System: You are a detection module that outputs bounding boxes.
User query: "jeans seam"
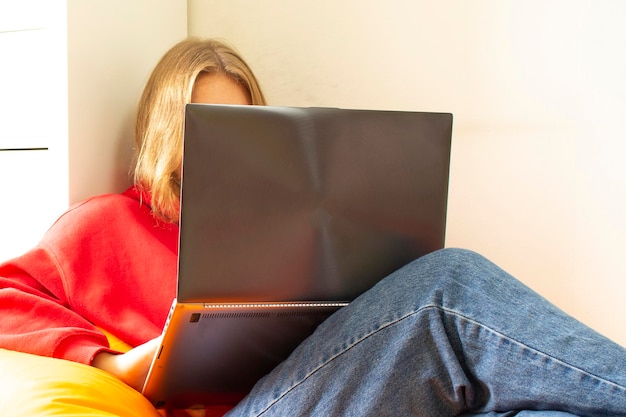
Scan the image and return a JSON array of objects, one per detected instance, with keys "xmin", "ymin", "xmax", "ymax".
[
  {"xmin": 254, "ymin": 308, "xmax": 422, "ymax": 415},
  {"xmin": 436, "ymin": 305, "xmax": 626, "ymax": 392},
  {"xmin": 255, "ymin": 304, "xmax": 625, "ymax": 416}
]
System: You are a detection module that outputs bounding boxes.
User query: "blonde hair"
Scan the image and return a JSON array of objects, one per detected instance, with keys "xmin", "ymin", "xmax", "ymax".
[{"xmin": 133, "ymin": 38, "xmax": 266, "ymax": 223}]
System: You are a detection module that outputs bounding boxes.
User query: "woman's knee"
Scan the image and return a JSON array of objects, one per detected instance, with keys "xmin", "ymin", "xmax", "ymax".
[
  {"xmin": 425, "ymin": 247, "xmax": 490, "ymax": 267},
  {"xmin": 404, "ymin": 248, "xmax": 495, "ymax": 284},
  {"xmin": 390, "ymin": 247, "xmax": 510, "ymax": 301}
]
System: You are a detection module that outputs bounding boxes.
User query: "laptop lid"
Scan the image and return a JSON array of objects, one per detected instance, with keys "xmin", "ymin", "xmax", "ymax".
[
  {"xmin": 177, "ymin": 104, "xmax": 453, "ymax": 304},
  {"xmin": 142, "ymin": 105, "xmax": 453, "ymax": 409}
]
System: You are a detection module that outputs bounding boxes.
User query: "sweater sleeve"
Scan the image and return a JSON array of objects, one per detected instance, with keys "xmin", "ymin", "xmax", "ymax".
[
  {"xmin": 0, "ymin": 246, "xmax": 113, "ymax": 365},
  {"xmin": 1, "ymin": 189, "xmax": 178, "ymax": 365}
]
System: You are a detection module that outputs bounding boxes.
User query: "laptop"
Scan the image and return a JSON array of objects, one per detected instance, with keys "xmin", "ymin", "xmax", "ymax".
[{"xmin": 141, "ymin": 104, "xmax": 453, "ymax": 409}]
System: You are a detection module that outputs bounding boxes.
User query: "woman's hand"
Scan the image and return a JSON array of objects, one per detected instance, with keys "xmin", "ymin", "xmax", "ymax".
[
  {"xmin": 92, "ymin": 336, "xmax": 161, "ymax": 392},
  {"xmin": 93, "ymin": 338, "xmax": 206, "ymax": 417}
]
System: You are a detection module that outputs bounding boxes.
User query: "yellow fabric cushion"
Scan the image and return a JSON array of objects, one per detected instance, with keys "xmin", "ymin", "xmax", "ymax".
[
  {"xmin": 100, "ymin": 327, "xmax": 133, "ymax": 353},
  {"xmin": 0, "ymin": 348, "xmax": 161, "ymax": 417}
]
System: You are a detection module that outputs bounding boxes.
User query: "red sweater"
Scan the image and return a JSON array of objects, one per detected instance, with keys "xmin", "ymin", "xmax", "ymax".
[
  {"xmin": 0, "ymin": 187, "xmax": 179, "ymax": 364},
  {"xmin": 1, "ymin": 187, "xmax": 237, "ymax": 415}
]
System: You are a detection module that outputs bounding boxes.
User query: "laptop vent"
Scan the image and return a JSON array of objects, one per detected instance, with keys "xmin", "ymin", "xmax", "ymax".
[
  {"xmin": 276, "ymin": 311, "xmax": 322, "ymax": 318},
  {"xmin": 201, "ymin": 312, "xmax": 272, "ymax": 319}
]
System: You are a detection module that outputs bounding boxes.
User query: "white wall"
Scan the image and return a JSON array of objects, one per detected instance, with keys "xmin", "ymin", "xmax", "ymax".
[
  {"xmin": 189, "ymin": 0, "xmax": 626, "ymax": 346},
  {"xmin": 67, "ymin": 0, "xmax": 188, "ymax": 204},
  {"xmin": 0, "ymin": 1, "xmax": 68, "ymax": 260},
  {"xmin": 0, "ymin": 1, "xmax": 187, "ymax": 260}
]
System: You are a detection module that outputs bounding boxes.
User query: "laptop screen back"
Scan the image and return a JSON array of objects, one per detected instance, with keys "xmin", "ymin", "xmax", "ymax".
[{"xmin": 177, "ymin": 105, "xmax": 453, "ymax": 303}]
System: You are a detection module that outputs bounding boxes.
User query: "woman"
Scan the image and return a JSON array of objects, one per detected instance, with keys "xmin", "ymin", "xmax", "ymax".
[{"xmin": 0, "ymin": 38, "xmax": 624, "ymax": 416}]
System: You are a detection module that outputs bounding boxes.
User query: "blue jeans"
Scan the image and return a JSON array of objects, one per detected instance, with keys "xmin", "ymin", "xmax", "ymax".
[{"xmin": 227, "ymin": 248, "xmax": 626, "ymax": 416}]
